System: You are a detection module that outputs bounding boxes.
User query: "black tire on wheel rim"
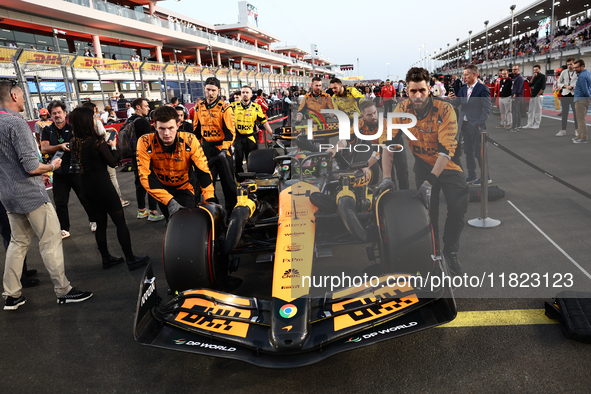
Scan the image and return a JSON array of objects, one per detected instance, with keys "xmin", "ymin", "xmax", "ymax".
[
  {"xmin": 162, "ymin": 208, "xmax": 216, "ymax": 292},
  {"xmin": 376, "ymin": 190, "xmax": 435, "ymax": 276}
]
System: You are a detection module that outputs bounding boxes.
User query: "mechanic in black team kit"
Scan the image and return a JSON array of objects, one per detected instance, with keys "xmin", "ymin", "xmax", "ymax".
[
  {"xmin": 193, "ymin": 77, "xmax": 237, "ymax": 214},
  {"xmin": 378, "ymin": 67, "xmax": 469, "ymax": 275}
]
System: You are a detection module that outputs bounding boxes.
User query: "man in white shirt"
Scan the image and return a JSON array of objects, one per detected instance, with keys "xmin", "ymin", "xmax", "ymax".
[
  {"xmin": 100, "ymin": 105, "xmax": 111, "ymax": 124},
  {"xmin": 556, "ymin": 57, "xmax": 578, "ymax": 137},
  {"xmin": 126, "ymin": 102, "xmax": 134, "ymax": 118}
]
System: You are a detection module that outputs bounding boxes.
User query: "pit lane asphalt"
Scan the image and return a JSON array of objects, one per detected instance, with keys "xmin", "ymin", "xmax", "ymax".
[{"xmin": 1, "ymin": 112, "xmax": 590, "ymax": 394}]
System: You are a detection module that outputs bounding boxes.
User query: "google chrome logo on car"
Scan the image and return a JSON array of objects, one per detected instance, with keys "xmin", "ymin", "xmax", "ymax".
[{"xmin": 279, "ymin": 304, "xmax": 297, "ymax": 319}]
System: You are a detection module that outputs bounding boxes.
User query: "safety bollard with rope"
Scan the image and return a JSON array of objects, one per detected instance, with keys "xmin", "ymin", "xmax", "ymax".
[{"xmin": 468, "ymin": 131, "xmax": 501, "ymax": 228}]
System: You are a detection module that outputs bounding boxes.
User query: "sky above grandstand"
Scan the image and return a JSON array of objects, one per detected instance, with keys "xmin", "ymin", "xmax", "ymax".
[{"xmin": 161, "ymin": 0, "xmax": 532, "ymax": 80}]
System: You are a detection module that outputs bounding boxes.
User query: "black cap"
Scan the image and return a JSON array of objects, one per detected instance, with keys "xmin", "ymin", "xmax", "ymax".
[{"xmin": 205, "ymin": 77, "xmax": 220, "ymax": 89}]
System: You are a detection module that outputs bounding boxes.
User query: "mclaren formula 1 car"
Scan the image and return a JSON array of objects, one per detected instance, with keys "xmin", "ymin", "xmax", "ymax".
[{"xmin": 134, "ymin": 132, "xmax": 457, "ymax": 368}]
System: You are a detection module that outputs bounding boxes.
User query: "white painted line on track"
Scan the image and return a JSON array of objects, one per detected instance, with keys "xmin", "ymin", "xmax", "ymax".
[
  {"xmin": 541, "ymin": 114, "xmax": 591, "ymax": 126},
  {"xmin": 508, "ymin": 200, "xmax": 591, "ymax": 281}
]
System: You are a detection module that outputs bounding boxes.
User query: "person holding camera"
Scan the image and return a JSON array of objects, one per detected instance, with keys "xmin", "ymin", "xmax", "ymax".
[{"xmin": 41, "ymin": 101, "xmax": 94, "ymax": 239}]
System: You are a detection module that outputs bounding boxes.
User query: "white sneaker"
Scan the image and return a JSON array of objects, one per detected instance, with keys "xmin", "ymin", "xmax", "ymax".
[
  {"xmin": 530, "ymin": 125, "xmax": 539, "ymax": 129},
  {"xmin": 61, "ymin": 230, "xmax": 71, "ymax": 239},
  {"xmin": 90, "ymin": 222, "xmax": 97, "ymax": 232},
  {"xmin": 556, "ymin": 130, "xmax": 566, "ymax": 136},
  {"xmin": 522, "ymin": 124, "xmax": 532, "ymax": 129}
]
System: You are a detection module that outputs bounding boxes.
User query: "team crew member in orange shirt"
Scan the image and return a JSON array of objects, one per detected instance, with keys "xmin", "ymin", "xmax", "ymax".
[
  {"xmin": 296, "ymin": 77, "xmax": 334, "ymax": 123},
  {"xmin": 378, "ymin": 67, "xmax": 468, "ymax": 276},
  {"xmin": 137, "ymin": 106, "xmax": 215, "ymax": 220},
  {"xmin": 193, "ymin": 77, "xmax": 237, "ymax": 213}
]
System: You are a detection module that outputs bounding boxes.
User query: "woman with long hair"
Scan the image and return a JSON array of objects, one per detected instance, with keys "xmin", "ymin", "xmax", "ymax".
[{"xmin": 70, "ymin": 106, "xmax": 149, "ymax": 271}]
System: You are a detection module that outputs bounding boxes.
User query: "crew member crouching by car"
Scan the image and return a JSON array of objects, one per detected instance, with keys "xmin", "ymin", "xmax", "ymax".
[{"xmin": 136, "ymin": 106, "xmax": 215, "ymax": 220}]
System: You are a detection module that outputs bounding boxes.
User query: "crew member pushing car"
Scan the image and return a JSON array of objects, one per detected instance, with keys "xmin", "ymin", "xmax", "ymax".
[
  {"xmin": 192, "ymin": 77, "xmax": 238, "ymax": 213},
  {"xmin": 137, "ymin": 106, "xmax": 215, "ymax": 220},
  {"xmin": 231, "ymin": 85, "xmax": 273, "ymax": 178},
  {"xmin": 378, "ymin": 67, "xmax": 469, "ymax": 275}
]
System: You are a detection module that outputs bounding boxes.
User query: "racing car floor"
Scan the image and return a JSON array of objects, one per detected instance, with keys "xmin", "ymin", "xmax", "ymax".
[{"xmin": 0, "ymin": 113, "xmax": 590, "ymax": 393}]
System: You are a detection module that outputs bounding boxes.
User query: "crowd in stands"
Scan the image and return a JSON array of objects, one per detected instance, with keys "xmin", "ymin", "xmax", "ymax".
[{"xmin": 437, "ymin": 16, "xmax": 591, "ymax": 73}]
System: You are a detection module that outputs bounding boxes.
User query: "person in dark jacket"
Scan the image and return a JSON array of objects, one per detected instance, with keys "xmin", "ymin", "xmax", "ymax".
[
  {"xmin": 523, "ymin": 64, "xmax": 546, "ymax": 129},
  {"xmin": 497, "ymin": 69, "xmax": 513, "ymax": 130},
  {"xmin": 452, "ymin": 75, "xmax": 463, "ymax": 94},
  {"xmin": 509, "ymin": 65, "xmax": 525, "ymax": 132},
  {"xmin": 282, "ymin": 90, "xmax": 293, "ymax": 127},
  {"xmin": 70, "ymin": 107, "xmax": 149, "ymax": 271}
]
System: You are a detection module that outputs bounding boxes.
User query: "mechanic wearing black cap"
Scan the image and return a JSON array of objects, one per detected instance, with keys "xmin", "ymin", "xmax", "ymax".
[{"xmin": 192, "ymin": 77, "xmax": 237, "ymax": 213}]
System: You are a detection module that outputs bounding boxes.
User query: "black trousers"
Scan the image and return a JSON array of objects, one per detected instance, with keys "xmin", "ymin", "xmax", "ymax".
[
  {"xmin": 391, "ymin": 135, "xmax": 410, "ymax": 190},
  {"xmin": 234, "ymin": 135, "xmax": 258, "ymax": 177},
  {"xmin": 561, "ymin": 95, "xmax": 578, "ymax": 131},
  {"xmin": 208, "ymin": 152, "xmax": 238, "ymax": 214},
  {"xmin": 282, "ymin": 112, "xmax": 291, "ymax": 127},
  {"xmin": 52, "ymin": 172, "xmax": 94, "ymax": 231},
  {"xmin": 383, "ymin": 99, "xmax": 394, "ymax": 116},
  {"xmin": 413, "ymin": 158, "xmax": 469, "ymax": 256},
  {"xmin": 134, "ymin": 171, "xmax": 157, "ymax": 211},
  {"xmin": 461, "ymin": 123, "xmax": 488, "ymax": 180}
]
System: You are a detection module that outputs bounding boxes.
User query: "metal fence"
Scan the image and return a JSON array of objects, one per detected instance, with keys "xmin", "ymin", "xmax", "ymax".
[{"xmin": 0, "ymin": 47, "xmax": 313, "ymax": 120}]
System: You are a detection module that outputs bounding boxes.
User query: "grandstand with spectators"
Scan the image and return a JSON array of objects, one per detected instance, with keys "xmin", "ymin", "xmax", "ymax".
[
  {"xmin": 0, "ymin": 0, "xmax": 342, "ymax": 120},
  {"xmin": 431, "ymin": 0, "xmax": 591, "ymax": 80}
]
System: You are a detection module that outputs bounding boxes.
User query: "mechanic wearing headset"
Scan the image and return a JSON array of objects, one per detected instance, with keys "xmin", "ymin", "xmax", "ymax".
[
  {"xmin": 192, "ymin": 77, "xmax": 237, "ymax": 214},
  {"xmin": 136, "ymin": 106, "xmax": 215, "ymax": 220},
  {"xmin": 377, "ymin": 67, "xmax": 468, "ymax": 276}
]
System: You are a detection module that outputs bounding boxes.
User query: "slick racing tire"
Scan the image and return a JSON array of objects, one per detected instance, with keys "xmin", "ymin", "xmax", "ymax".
[
  {"xmin": 163, "ymin": 208, "xmax": 216, "ymax": 292},
  {"xmin": 376, "ymin": 190, "xmax": 435, "ymax": 276},
  {"xmin": 247, "ymin": 148, "xmax": 277, "ymax": 175}
]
